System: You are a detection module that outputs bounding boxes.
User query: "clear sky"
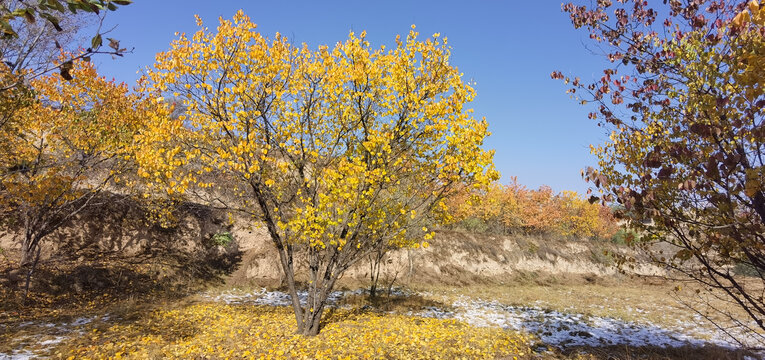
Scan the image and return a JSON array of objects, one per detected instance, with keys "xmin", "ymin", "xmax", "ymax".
[{"xmin": 93, "ymin": 1, "xmax": 614, "ymax": 194}]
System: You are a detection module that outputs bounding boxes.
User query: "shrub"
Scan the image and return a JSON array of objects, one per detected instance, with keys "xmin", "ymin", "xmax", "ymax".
[
  {"xmin": 210, "ymin": 232, "xmax": 233, "ymax": 247},
  {"xmin": 611, "ymin": 229, "xmax": 641, "ymax": 245}
]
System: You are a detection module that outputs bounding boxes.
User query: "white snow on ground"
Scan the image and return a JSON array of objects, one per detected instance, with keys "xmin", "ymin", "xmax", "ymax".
[
  {"xmin": 3, "ymin": 289, "xmax": 761, "ymax": 358},
  {"xmin": 0, "ymin": 350, "xmax": 35, "ymax": 360},
  {"xmin": 202, "ymin": 287, "xmax": 356, "ymax": 307},
  {"xmin": 202, "ymin": 288, "xmax": 762, "ymax": 354},
  {"xmin": 0, "ymin": 335, "xmax": 66, "ymax": 360},
  {"xmin": 0, "ymin": 315, "xmax": 108, "ymax": 359},
  {"xmin": 413, "ymin": 297, "xmax": 734, "ymax": 349},
  {"xmin": 202, "ymin": 287, "xmax": 411, "ymax": 307}
]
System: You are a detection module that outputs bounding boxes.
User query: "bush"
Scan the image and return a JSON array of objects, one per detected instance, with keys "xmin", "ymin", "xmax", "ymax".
[
  {"xmin": 448, "ymin": 180, "xmax": 620, "ymax": 240},
  {"xmin": 210, "ymin": 232, "xmax": 233, "ymax": 247},
  {"xmin": 611, "ymin": 229, "xmax": 641, "ymax": 245}
]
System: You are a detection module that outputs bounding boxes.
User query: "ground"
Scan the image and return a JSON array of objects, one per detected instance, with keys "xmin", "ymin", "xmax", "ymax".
[
  {"xmin": 1, "ymin": 229, "xmax": 764, "ymax": 360},
  {"xmin": 1, "ymin": 253, "xmax": 762, "ymax": 360}
]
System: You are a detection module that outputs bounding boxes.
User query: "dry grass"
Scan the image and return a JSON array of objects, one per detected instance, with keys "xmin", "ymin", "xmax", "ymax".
[
  {"xmin": 536, "ymin": 344, "xmax": 756, "ymax": 360},
  {"xmin": 2, "ymin": 235, "xmax": 762, "ymax": 359},
  {"xmin": 338, "ymin": 292, "xmax": 451, "ymax": 313},
  {"xmin": 409, "ymin": 276, "xmax": 750, "ymax": 331}
]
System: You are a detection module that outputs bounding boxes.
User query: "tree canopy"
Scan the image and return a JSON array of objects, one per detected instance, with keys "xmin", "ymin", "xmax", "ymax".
[
  {"xmin": 556, "ymin": 0, "xmax": 765, "ymax": 340},
  {"xmin": 137, "ymin": 11, "xmax": 497, "ymax": 335},
  {"xmin": 0, "ymin": 59, "xmax": 149, "ymax": 294}
]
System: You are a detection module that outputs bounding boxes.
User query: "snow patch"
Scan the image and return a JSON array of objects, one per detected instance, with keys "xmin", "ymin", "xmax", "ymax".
[
  {"xmin": 0, "ymin": 315, "xmax": 110, "ymax": 359},
  {"xmin": 414, "ymin": 297, "xmax": 710, "ymax": 348},
  {"xmin": 0, "ymin": 350, "xmax": 35, "ymax": 360},
  {"xmin": 203, "ymin": 288, "xmax": 762, "ymax": 354},
  {"xmin": 202, "ymin": 288, "xmax": 356, "ymax": 307}
]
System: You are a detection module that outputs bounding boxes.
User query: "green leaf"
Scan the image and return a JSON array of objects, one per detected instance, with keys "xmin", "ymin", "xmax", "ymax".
[
  {"xmin": 0, "ymin": 20, "xmax": 17, "ymax": 37},
  {"xmin": 40, "ymin": 12, "xmax": 63, "ymax": 31},
  {"xmin": 91, "ymin": 33, "xmax": 102, "ymax": 48},
  {"xmin": 10, "ymin": 9, "xmax": 27, "ymax": 18},
  {"xmin": 50, "ymin": 0, "xmax": 67, "ymax": 13}
]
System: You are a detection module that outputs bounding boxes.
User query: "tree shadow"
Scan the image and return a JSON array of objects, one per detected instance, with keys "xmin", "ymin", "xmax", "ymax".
[
  {"xmin": 547, "ymin": 343, "xmax": 760, "ymax": 360},
  {"xmin": 0, "ymin": 193, "xmax": 242, "ymax": 318},
  {"xmin": 320, "ymin": 291, "xmax": 452, "ymax": 332}
]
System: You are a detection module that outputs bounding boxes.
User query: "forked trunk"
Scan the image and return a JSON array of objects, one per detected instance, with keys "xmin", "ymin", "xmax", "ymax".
[
  {"xmin": 277, "ymin": 262, "xmax": 335, "ymax": 336},
  {"xmin": 297, "ymin": 261, "xmax": 340, "ymax": 336},
  {"xmin": 275, "ymin": 246, "xmax": 343, "ymax": 336},
  {"xmin": 299, "ymin": 301, "xmax": 328, "ymax": 336}
]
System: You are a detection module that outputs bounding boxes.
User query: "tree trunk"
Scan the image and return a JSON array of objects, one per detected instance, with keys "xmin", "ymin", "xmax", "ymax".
[
  {"xmin": 251, "ymin": 182, "xmax": 353, "ymax": 336},
  {"xmin": 274, "ymin": 247, "xmax": 341, "ymax": 336},
  {"xmin": 300, "ymin": 300, "xmax": 328, "ymax": 336},
  {"xmin": 407, "ymin": 248, "xmax": 414, "ymax": 280},
  {"xmin": 299, "ymin": 270, "xmax": 338, "ymax": 336},
  {"xmin": 369, "ymin": 252, "xmax": 382, "ymax": 298},
  {"xmin": 21, "ymin": 234, "xmax": 41, "ymax": 300},
  {"xmin": 386, "ymin": 268, "xmax": 399, "ymax": 297},
  {"xmin": 275, "ymin": 245, "xmax": 305, "ymax": 333}
]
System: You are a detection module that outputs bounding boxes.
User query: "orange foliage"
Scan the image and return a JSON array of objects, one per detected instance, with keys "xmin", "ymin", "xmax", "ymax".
[{"xmin": 448, "ymin": 177, "xmax": 619, "ymax": 239}]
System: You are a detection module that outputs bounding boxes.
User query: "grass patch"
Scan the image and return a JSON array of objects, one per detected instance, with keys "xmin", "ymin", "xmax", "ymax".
[
  {"xmin": 408, "ymin": 279, "xmax": 761, "ymax": 341},
  {"xmin": 610, "ymin": 229, "xmax": 641, "ymax": 245}
]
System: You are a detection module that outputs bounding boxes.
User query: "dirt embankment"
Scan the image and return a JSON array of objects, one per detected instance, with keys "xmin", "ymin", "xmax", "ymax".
[
  {"xmin": 231, "ymin": 227, "xmax": 664, "ymax": 287},
  {"xmin": 0, "ymin": 196, "xmax": 663, "ymax": 290},
  {"xmin": 0, "ymin": 195, "xmax": 241, "ymax": 292}
]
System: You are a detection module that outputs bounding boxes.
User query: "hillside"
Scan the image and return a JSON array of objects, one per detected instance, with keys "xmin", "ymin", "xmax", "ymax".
[
  {"xmin": 1, "ymin": 195, "xmax": 657, "ymax": 291},
  {"xmin": 2, "ymin": 198, "xmax": 763, "ymax": 359}
]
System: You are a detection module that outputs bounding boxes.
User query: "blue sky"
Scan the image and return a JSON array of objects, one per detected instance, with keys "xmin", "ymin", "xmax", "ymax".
[{"xmin": 94, "ymin": 1, "xmax": 614, "ymax": 194}]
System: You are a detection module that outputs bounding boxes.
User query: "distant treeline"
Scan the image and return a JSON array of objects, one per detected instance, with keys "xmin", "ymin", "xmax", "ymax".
[{"xmin": 447, "ymin": 178, "xmax": 620, "ymax": 240}]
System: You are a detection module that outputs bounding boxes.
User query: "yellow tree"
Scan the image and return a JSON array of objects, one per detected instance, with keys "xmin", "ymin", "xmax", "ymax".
[
  {"xmin": 0, "ymin": 1, "xmax": 132, "ymax": 180},
  {"xmin": 556, "ymin": 191, "xmax": 594, "ymax": 238},
  {"xmin": 445, "ymin": 181, "xmax": 517, "ymax": 234},
  {"xmin": 138, "ymin": 11, "xmax": 497, "ymax": 335},
  {"xmin": 558, "ymin": 0, "xmax": 765, "ymax": 340},
  {"xmin": 0, "ymin": 59, "xmax": 146, "ymax": 296},
  {"xmin": 557, "ymin": 191, "xmax": 617, "ymax": 239}
]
